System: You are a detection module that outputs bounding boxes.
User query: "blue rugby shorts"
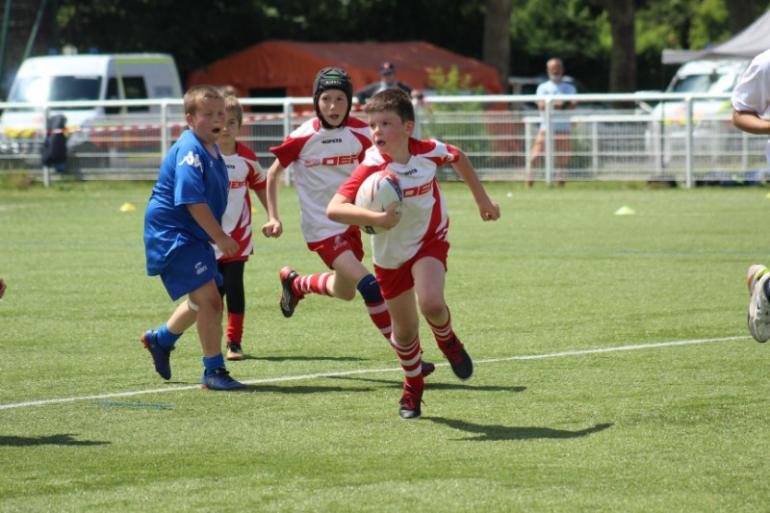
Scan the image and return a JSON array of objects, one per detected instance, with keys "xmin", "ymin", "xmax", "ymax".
[{"xmin": 159, "ymin": 241, "xmax": 223, "ymax": 300}]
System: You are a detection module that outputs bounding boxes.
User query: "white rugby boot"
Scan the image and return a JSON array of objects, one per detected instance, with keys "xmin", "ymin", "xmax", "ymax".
[{"xmin": 747, "ymin": 264, "xmax": 770, "ymax": 343}]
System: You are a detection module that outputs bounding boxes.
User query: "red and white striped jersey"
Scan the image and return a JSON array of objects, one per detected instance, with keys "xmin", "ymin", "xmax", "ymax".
[
  {"xmin": 215, "ymin": 142, "xmax": 266, "ymax": 262},
  {"xmin": 270, "ymin": 116, "xmax": 372, "ymax": 243},
  {"xmin": 338, "ymin": 138, "xmax": 460, "ymax": 269}
]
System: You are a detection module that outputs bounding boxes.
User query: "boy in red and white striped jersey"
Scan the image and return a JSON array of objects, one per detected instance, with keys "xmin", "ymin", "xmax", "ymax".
[
  {"xmin": 215, "ymin": 92, "xmax": 268, "ymax": 360},
  {"xmin": 328, "ymin": 89, "xmax": 500, "ymax": 419},
  {"xmin": 262, "ymin": 67, "xmax": 434, "ymax": 376}
]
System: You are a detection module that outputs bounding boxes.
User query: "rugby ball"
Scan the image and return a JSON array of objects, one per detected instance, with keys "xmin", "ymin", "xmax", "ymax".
[{"xmin": 354, "ymin": 171, "xmax": 402, "ymax": 234}]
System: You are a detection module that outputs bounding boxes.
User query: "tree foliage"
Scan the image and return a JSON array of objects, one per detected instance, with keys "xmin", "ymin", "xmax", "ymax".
[
  {"xmin": 508, "ymin": 0, "xmax": 770, "ymax": 90},
  {"xmin": 53, "ymin": 0, "xmax": 268, "ymax": 86},
  {"xmin": 51, "ymin": 0, "xmax": 487, "ymax": 84},
  {"xmin": 28, "ymin": 0, "xmax": 770, "ymax": 93}
]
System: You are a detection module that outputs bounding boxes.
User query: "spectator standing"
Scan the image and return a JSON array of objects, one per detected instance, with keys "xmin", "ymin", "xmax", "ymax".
[
  {"xmin": 356, "ymin": 62, "xmax": 412, "ymax": 105},
  {"xmin": 525, "ymin": 58, "xmax": 576, "ymax": 188}
]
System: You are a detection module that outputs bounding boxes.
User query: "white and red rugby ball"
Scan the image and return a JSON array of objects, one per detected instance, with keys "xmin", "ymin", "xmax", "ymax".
[{"xmin": 354, "ymin": 170, "xmax": 403, "ymax": 234}]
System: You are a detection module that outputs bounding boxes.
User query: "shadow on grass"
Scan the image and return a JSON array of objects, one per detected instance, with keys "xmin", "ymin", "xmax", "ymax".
[
  {"xmin": 155, "ymin": 380, "xmax": 375, "ymax": 394},
  {"xmin": 0, "ymin": 433, "xmax": 110, "ymax": 447},
  {"xmin": 425, "ymin": 417, "xmax": 613, "ymax": 442},
  {"xmin": 332, "ymin": 375, "xmax": 526, "ymax": 393},
  {"xmin": 239, "ymin": 355, "xmax": 367, "ymax": 363},
  {"xmin": 241, "ymin": 384, "xmax": 376, "ymax": 394}
]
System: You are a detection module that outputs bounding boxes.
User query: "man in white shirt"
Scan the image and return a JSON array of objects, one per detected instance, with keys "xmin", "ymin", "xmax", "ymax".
[
  {"xmin": 733, "ymin": 48, "xmax": 770, "ymax": 344},
  {"xmin": 732, "ymin": 49, "xmax": 770, "ymax": 161}
]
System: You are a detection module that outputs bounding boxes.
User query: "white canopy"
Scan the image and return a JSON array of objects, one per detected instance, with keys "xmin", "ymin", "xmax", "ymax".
[{"xmin": 662, "ymin": 10, "xmax": 770, "ymax": 64}]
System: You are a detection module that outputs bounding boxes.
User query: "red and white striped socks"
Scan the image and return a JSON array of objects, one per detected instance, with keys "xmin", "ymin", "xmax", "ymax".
[
  {"xmin": 292, "ymin": 272, "xmax": 333, "ymax": 297},
  {"xmin": 390, "ymin": 335, "xmax": 424, "ymax": 380},
  {"xmin": 365, "ymin": 300, "xmax": 392, "ymax": 341},
  {"xmin": 289, "ymin": 272, "xmax": 394, "ymax": 342},
  {"xmin": 426, "ymin": 308, "xmax": 456, "ymax": 352},
  {"xmin": 356, "ymin": 274, "xmax": 392, "ymax": 341}
]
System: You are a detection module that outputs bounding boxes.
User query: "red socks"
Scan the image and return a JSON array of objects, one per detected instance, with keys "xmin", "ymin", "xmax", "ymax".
[
  {"xmin": 390, "ymin": 335, "xmax": 423, "ymax": 379},
  {"xmin": 293, "ymin": 272, "xmax": 333, "ymax": 297},
  {"xmin": 426, "ymin": 308, "xmax": 456, "ymax": 352},
  {"xmin": 366, "ymin": 301, "xmax": 392, "ymax": 341},
  {"xmin": 226, "ymin": 312, "xmax": 244, "ymax": 344}
]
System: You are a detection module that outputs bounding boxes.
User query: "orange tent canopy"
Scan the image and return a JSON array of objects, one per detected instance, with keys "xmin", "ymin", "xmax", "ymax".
[{"xmin": 187, "ymin": 40, "xmax": 503, "ymax": 97}]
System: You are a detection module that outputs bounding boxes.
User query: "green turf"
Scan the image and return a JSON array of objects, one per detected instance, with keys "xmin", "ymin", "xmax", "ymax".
[{"xmin": 1, "ymin": 181, "xmax": 769, "ymax": 512}]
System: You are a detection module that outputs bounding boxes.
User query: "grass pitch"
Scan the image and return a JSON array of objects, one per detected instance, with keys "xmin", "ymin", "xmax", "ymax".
[{"xmin": 1, "ymin": 180, "xmax": 769, "ymax": 512}]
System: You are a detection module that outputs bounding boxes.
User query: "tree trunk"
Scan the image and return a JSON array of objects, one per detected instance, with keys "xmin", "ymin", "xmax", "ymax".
[
  {"xmin": 482, "ymin": 0, "xmax": 512, "ymax": 92},
  {"xmin": 724, "ymin": 0, "xmax": 758, "ymax": 34},
  {"xmin": 604, "ymin": 0, "xmax": 636, "ymax": 92}
]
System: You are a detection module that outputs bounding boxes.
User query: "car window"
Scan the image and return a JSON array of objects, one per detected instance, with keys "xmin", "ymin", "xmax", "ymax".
[
  {"xmin": 710, "ymin": 72, "xmax": 737, "ymax": 93},
  {"xmin": 105, "ymin": 77, "xmax": 121, "ymax": 114},
  {"xmin": 669, "ymin": 72, "xmax": 738, "ymax": 94},
  {"xmin": 8, "ymin": 75, "xmax": 50, "ymax": 103},
  {"xmin": 50, "ymin": 76, "xmax": 101, "ymax": 102},
  {"xmin": 9, "ymin": 75, "xmax": 101, "ymax": 109},
  {"xmin": 123, "ymin": 76, "xmax": 149, "ymax": 112},
  {"xmin": 670, "ymin": 74, "xmax": 712, "ymax": 93}
]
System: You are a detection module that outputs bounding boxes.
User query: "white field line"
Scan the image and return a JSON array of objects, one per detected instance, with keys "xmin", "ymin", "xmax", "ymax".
[{"xmin": 0, "ymin": 335, "xmax": 751, "ymax": 411}]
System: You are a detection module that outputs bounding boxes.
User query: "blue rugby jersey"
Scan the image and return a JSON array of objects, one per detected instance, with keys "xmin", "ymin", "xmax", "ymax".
[{"xmin": 144, "ymin": 129, "xmax": 229, "ymax": 275}]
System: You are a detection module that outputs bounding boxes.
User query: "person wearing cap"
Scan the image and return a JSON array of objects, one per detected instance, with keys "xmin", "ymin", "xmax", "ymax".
[
  {"xmin": 356, "ymin": 61, "xmax": 412, "ymax": 105},
  {"xmin": 261, "ymin": 67, "xmax": 436, "ymax": 376}
]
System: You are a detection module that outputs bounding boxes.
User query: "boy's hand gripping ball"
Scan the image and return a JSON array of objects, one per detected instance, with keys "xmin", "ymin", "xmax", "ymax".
[{"xmin": 354, "ymin": 170, "xmax": 403, "ymax": 234}]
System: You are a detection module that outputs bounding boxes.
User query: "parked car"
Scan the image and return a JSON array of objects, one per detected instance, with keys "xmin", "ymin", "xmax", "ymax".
[{"xmin": 642, "ymin": 58, "xmax": 750, "ymax": 163}]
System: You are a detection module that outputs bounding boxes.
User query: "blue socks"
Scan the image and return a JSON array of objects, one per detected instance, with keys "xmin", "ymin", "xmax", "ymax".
[
  {"xmin": 357, "ymin": 274, "xmax": 384, "ymax": 303},
  {"xmin": 156, "ymin": 325, "xmax": 226, "ymax": 374},
  {"xmin": 156, "ymin": 324, "xmax": 181, "ymax": 349},
  {"xmin": 203, "ymin": 353, "xmax": 225, "ymax": 374}
]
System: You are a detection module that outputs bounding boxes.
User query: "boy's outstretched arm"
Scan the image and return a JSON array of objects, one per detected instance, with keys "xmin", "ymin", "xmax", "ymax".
[
  {"xmin": 187, "ymin": 203, "xmax": 239, "ymax": 257},
  {"xmin": 451, "ymin": 150, "xmax": 501, "ymax": 221},
  {"xmin": 262, "ymin": 158, "xmax": 284, "ymax": 238}
]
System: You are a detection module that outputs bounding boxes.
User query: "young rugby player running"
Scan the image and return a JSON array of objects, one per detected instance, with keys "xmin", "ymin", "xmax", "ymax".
[{"xmin": 262, "ymin": 67, "xmax": 434, "ymax": 376}]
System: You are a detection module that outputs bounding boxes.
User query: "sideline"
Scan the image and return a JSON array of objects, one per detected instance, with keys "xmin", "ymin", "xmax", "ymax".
[{"xmin": 0, "ymin": 335, "xmax": 751, "ymax": 411}]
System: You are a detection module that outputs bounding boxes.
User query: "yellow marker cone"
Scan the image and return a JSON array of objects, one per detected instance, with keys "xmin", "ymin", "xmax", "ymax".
[
  {"xmin": 765, "ymin": 192, "xmax": 770, "ymax": 200},
  {"xmin": 119, "ymin": 202, "xmax": 136, "ymax": 212},
  {"xmin": 614, "ymin": 206, "xmax": 635, "ymax": 216}
]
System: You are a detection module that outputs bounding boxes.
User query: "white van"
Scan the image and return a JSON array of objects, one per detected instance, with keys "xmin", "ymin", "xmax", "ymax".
[{"xmin": 0, "ymin": 53, "xmax": 182, "ymax": 162}]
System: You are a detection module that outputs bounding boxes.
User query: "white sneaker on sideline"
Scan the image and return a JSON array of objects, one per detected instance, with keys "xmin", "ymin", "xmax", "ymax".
[{"xmin": 747, "ymin": 264, "xmax": 770, "ymax": 343}]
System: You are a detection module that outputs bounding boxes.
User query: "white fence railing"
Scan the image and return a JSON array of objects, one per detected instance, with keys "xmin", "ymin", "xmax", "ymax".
[{"xmin": 0, "ymin": 93, "xmax": 767, "ymax": 187}]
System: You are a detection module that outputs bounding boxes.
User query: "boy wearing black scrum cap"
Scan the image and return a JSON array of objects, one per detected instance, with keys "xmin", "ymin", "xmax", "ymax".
[{"xmin": 262, "ymin": 67, "xmax": 435, "ymax": 376}]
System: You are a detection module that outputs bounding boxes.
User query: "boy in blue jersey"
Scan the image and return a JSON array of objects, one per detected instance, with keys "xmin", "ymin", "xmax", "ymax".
[{"xmin": 141, "ymin": 85, "xmax": 245, "ymax": 390}]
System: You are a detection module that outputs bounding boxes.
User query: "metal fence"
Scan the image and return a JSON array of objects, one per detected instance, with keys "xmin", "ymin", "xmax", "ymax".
[{"xmin": 0, "ymin": 93, "xmax": 767, "ymax": 187}]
